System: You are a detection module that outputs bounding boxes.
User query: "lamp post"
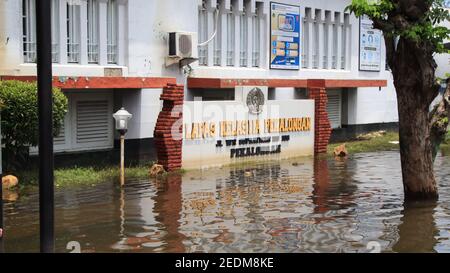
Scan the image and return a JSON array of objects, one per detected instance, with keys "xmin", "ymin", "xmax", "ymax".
[{"xmin": 113, "ymin": 108, "xmax": 132, "ymax": 187}]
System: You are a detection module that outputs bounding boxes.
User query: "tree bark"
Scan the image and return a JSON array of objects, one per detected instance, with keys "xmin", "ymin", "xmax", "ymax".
[
  {"xmin": 391, "ymin": 39, "xmax": 439, "ymax": 200},
  {"xmin": 396, "ymin": 86, "xmax": 438, "ymax": 200},
  {"xmin": 430, "ymin": 79, "xmax": 450, "ymax": 161}
]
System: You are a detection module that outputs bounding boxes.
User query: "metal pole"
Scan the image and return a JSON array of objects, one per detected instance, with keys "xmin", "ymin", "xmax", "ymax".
[
  {"xmin": 0, "ymin": 180, "xmax": 3, "ymax": 254},
  {"xmin": 120, "ymin": 134, "xmax": 125, "ymax": 187},
  {"xmin": 0, "ymin": 114, "xmax": 3, "ymax": 253},
  {"xmin": 36, "ymin": 0, "xmax": 54, "ymax": 253}
]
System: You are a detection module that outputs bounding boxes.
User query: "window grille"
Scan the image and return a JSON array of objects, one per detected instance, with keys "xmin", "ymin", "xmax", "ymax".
[
  {"xmin": 51, "ymin": 0, "xmax": 60, "ymax": 63},
  {"xmin": 107, "ymin": 0, "xmax": 118, "ymax": 64},
  {"xmin": 67, "ymin": 2, "xmax": 81, "ymax": 63},
  {"xmin": 251, "ymin": 7, "xmax": 261, "ymax": 67},
  {"xmin": 239, "ymin": 8, "xmax": 248, "ymax": 67},
  {"xmin": 23, "ymin": 0, "xmax": 36, "ymax": 63},
  {"xmin": 226, "ymin": 9, "xmax": 235, "ymax": 66},
  {"xmin": 87, "ymin": 0, "xmax": 99, "ymax": 63},
  {"xmin": 213, "ymin": 3, "xmax": 222, "ymax": 66},
  {"xmin": 198, "ymin": 1, "xmax": 208, "ymax": 66}
]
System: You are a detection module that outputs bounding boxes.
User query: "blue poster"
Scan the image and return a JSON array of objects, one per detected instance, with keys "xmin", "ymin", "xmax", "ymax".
[{"xmin": 270, "ymin": 2, "xmax": 301, "ymax": 70}]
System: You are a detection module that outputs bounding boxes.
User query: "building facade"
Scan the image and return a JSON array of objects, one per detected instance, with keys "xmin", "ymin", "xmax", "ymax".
[{"xmin": 0, "ymin": 0, "xmax": 399, "ymax": 163}]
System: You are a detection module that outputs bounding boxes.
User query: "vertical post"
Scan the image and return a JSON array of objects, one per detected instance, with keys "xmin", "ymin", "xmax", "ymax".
[
  {"xmin": 0, "ymin": 113, "xmax": 3, "ymax": 252},
  {"xmin": 0, "ymin": 173, "xmax": 3, "ymax": 253},
  {"xmin": 120, "ymin": 134, "xmax": 125, "ymax": 187},
  {"xmin": 36, "ymin": 0, "xmax": 55, "ymax": 253}
]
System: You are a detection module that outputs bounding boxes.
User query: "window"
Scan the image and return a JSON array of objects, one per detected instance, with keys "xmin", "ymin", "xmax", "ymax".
[
  {"xmin": 341, "ymin": 14, "xmax": 350, "ymax": 70},
  {"xmin": 302, "ymin": 9, "xmax": 311, "ymax": 69},
  {"xmin": 332, "ymin": 12, "xmax": 339, "ymax": 69},
  {"xmin": 23, "ymin": 0, "xmax": 36, "ymax": 63},
  {"xmin": 299, "ymin": 8, "xmax": 350, "ymax": 71},
  {"xmin": 252, "ymin": 6, "xmax": 261, "ymax": 67},
  {"xmin": 87, "ymin": 0, "xmax": 99, "ymax": 63},
  {"xmin": 67, "ymin": 2, "xmax": 81, "ymax": 63},
  {"xmin": 240, "ymin": 7, "xmax": 248, "ymax": 67},
  {"xmin": 51, "ymin": 0, "xmax": 60, "ymax": 63},
  {"xmin": 226, "ymin": 6, "xmax": 235, "ymax": 66},
  {"xmin": 198, "ymin": 1, "xmax": 263, "ymax": 68},
  {"xmin": 107, "ymin": 0, "xmax": 118, "ymax": 64},
  {"xmin": 198, "ymin": 1, "xmax": 208, "ymax": 66},
  {"xmin": 323, "ymin": 11, "xmax": 331, "ymax": 69},
  {"xmin": 213, "ymin": 2, "xmax": 222, "ymax": 66},
  {"xmin": 312, "ymin": 10, "xmax": 320, "ymax": 69},
  {"xmin": 22, "ymin": 0, "xmax": 59, "ymax": 63}
]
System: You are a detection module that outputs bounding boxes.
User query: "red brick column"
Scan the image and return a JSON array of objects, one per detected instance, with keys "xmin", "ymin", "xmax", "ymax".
[
  {"xmin": 308, "ymin": 80, "xmax": 332, "ymax": 154},
  {"xmin": 154, "ymin": 84, "xmax": 184, "ymax": 171}
]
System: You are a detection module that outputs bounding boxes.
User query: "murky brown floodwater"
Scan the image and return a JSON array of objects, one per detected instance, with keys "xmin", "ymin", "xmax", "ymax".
[{"xmin": 2, "ymin": 151, "xmax": 450, "ymax": 253}]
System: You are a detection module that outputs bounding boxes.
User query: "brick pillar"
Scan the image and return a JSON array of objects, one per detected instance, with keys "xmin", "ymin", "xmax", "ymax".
[
  {"xmin": 154, "ymin": 84, "xmax": 184, "ymax": 171},
  {"xmin": 308, "ymin": 81, "xmax": 332, "ymax": 154}
]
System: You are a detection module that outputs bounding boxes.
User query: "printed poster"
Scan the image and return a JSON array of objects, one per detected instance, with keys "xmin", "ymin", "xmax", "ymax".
[
  {"xmin": 270, "ymin": 2, "xmax": 301, "ymax": 70},
  {"xmin": 359, "ymin": 15, "xmax": 382, "ymax": 71}
]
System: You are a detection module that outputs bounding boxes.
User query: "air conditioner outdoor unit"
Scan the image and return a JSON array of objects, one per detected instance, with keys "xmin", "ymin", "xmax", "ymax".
[{"xmin": 166, "ymin": 31, "xmax": 198, "ymax": 67}]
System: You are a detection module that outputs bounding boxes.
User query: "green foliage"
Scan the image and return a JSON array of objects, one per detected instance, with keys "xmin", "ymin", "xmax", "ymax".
[
  {"xmin": 347, "ymin": 0, "xmax": 450, "ymax": 53},
  {"xmin": 0, "ymin": 80, "xmax": 68, "ymax": 170}
]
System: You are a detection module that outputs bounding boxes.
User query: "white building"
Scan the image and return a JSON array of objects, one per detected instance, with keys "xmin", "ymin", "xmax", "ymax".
[{"xmin": 0, "ymin": 0, "xmax": 399, "ymax": 162}]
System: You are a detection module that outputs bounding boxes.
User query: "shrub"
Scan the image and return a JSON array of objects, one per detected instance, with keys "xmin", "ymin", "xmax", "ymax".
[{"xmin": 0, "ymin": 80, "xmax": 68, "ymax": 171}]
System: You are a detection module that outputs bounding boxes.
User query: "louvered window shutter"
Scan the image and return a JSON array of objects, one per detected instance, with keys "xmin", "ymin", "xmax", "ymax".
[
  {"xmin": 73, "ymin": 98, "xmax": 113, "ymax": 150},
  {"xmin": 327, "ymin": 90, "xmax": 342, "ymax": 129},
  {"xmin": 54, "ymin": 123, "xmax": 66, "ymax": 146}
]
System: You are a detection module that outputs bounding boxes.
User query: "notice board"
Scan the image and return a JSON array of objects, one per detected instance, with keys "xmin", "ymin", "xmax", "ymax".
[
  {"xmin": 359, "ymin": 15, "xmax": 382, "ymax": 71},
  {"xmin": 270, "ymin": 2, "xmax": 301, "ymax": 70}
]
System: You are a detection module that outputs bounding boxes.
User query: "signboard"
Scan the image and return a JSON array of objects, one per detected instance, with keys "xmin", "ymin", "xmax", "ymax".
[
  {"xmin": 182, "ymin": 89, "xmax": 314, "ymax": 169},
  {"xmin": 359, "ymin": 15, "xmax": 382, "ymax": 71},
  {"xmin": 270, "ymin": 2, "xmax": 301, "ymax": 70}
]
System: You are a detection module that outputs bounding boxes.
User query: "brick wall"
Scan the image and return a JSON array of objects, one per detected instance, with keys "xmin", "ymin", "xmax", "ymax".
[
  {"xmin": 154, "ymin": 84, "xmax": 184, "ymax": 171},
  {"xmin": 308, "ymin": 85, "xmax": 332, "ymax": 154}
]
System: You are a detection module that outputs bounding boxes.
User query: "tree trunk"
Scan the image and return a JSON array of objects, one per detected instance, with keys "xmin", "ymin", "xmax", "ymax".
[
  {"xmin": 396, "ymin": 86, "xmax": 438, "ymax": 200},
  {"xmin": 430, "ymin": 79, "xmax": 450, "ymax": 161}
]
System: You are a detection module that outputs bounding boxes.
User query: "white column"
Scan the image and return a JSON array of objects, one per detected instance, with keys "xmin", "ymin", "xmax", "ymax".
[
  {"xmin": 117, "ymin": 0, "xmax": 128, "ymax": 66},
  {"xmin": 98, "ymin": 0, "xmax": 108, "ymax": 65},
  {"xmin": 59, "ymin": 0, "xmax": 68, "ymax": 64},
  {"xmin": 80, "ymin": 0, "xmax": 88, "ymax": 65}
]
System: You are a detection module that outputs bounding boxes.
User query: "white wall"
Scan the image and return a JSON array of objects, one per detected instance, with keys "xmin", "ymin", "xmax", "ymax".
[
  {"xmin": 0, "ymin": 0, "xmax": 400, "ymax": 131},
  {"xmin": 120, "ymin": 88, "xmax": 163, "ymax": 140}
]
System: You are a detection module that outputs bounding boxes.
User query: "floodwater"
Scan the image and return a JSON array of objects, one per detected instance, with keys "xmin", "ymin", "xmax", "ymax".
[{"xmin": 2, "ymin": 151, "xmax": 450, "ymax": 253}]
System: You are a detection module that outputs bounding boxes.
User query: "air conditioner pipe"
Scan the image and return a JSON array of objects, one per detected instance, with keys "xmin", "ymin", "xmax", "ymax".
[{"xmin": 198, "ymin": 8, "xmax": 220, "ymax": 47}]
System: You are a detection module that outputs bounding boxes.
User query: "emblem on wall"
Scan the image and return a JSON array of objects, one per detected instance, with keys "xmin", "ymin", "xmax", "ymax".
[{"xmin": 246, "ymin": 87, "xmax": 265, "ymax": 115}]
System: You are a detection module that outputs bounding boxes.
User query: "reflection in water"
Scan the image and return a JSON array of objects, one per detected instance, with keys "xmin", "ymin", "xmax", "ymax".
[
  {"xmin": 3, "ymin": 151, "xmax": 450, "ymax": 253},
  {"xmin": 393, "ymin": 201, "xmax": 438, "ymax": 253},
  {"xmin": 153, "ymin": 175, "xmax": 186, "ymax": 253}
]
